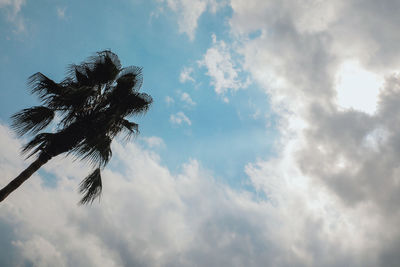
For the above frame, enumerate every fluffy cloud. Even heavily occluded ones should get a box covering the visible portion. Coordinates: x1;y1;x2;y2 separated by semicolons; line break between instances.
141;136;165;148
226;0;400;265
157;0;227;40
198;34;249;97
0;122;386;267
3;0;400;266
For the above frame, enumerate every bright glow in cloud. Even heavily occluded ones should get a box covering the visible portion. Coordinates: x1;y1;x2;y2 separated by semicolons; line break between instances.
335;60;384;115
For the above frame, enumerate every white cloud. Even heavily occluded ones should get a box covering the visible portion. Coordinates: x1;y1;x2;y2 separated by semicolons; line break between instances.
335;60;384;115
0;118;391;266
141;136;165;148
0;0;26;32
170;111;191;126
157;0;227;40
198;34;249;96
180;67;195;83
13;237;66;267
0;0;24;14
4;0;400;266
180;92;196;107
56;7;66;19
224;0;400;265
165;96;175;106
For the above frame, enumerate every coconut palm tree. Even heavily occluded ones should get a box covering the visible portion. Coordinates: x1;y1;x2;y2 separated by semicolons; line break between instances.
0;50;152;204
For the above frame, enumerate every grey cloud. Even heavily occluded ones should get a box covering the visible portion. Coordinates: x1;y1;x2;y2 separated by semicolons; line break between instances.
298;76;400;215
0;123;381;267
329;0;400;71
228;0;400;266
3;0;400;266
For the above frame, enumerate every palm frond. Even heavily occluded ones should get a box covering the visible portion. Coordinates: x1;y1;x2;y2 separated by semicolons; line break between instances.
21;132;53;158
124;92;153;116
70;64;91;86
90;50;121;70
48;85;96;111
12;50;153;205
11;106;55;136
107;119;139;140
90;51;121;84
28;72;65;101
71;134;112;167
79;168;102;205
120;119;139;139
116;66;143;92
67;50;121;87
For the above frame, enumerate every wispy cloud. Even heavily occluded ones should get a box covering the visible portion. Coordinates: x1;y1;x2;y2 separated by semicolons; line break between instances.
180;92;196;107
156;0;227;40
165;96;175;106
179;67;195;83
170;111;191;126
0;0;26;33
56;6;66;19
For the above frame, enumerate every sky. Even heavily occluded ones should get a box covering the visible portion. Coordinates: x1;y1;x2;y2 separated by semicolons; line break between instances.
1;0;400;266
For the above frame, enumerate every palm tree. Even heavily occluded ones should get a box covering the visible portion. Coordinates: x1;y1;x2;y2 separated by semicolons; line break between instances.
0;50;152;204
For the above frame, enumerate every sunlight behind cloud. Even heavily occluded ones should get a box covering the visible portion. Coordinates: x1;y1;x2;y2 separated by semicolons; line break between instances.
335;60;384;115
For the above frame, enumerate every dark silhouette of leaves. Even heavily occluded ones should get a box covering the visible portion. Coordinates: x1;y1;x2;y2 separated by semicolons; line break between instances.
1;50;152;204
11;106;55;137
79;168;102;205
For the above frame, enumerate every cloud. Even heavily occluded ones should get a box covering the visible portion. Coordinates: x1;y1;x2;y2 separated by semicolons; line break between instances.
198;34;250;96
180;92;196;107
0;0;26;32
180;67;195;83
224;0;400;265
141;136;165;148
157;0;227;40
334;59;384;114
170;111;191;126
165;96;174;106
3;0;400;266
56;7;66;19
0;115;393;267
0;123;375;266
0;0;24;15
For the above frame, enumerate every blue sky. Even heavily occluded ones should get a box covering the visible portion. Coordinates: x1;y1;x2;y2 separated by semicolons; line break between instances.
0;0;276;187
2;0;400;266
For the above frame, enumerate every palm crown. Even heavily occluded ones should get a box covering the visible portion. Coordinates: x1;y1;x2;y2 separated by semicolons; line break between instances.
8;50;152;204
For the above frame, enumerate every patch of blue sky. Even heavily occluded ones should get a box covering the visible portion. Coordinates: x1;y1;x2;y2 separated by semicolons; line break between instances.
0;220;19;266
0;0;279;191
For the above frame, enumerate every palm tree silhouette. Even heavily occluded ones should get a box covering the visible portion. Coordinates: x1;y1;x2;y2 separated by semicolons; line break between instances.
0;50;152;204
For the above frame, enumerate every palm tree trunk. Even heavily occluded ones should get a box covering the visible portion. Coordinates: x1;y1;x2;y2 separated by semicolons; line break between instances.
0;156;50;202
